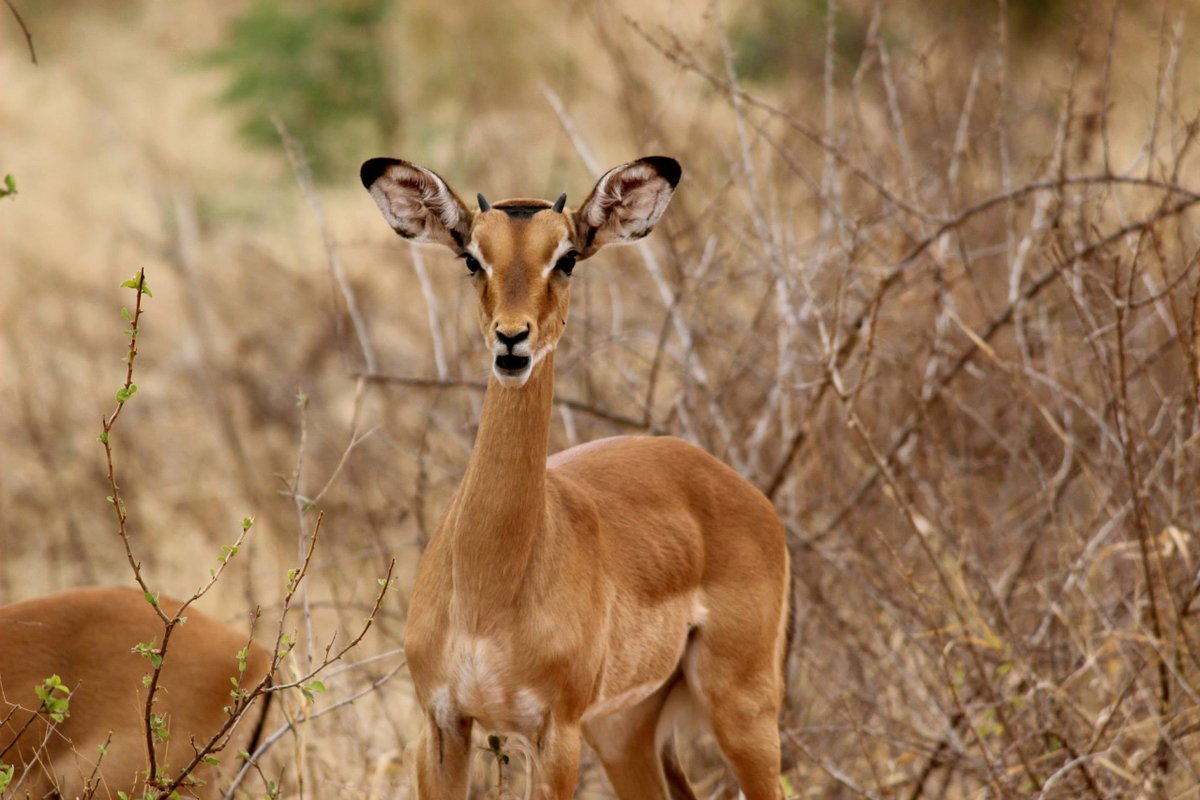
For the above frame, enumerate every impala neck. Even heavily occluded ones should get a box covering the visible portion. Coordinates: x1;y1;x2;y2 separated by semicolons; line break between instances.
450;352;555;614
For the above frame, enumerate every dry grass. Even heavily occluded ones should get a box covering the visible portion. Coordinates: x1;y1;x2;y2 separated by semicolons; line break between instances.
3;0;1200;797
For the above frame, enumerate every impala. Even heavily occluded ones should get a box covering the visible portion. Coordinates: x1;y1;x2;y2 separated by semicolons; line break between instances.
362;155;790;799
0;586;272;798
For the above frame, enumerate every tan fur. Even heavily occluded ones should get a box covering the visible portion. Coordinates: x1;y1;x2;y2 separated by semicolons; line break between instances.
363;156;789;799
0;587;271;798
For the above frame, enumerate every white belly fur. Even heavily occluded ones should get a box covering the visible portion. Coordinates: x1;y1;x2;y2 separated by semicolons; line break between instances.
432;592;708;736
434;634;547;736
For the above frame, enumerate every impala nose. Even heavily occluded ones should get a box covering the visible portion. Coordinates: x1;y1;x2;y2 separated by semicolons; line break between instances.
495;326;530;351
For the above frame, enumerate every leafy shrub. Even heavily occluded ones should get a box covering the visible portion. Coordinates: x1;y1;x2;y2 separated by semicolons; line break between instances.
203;0;398;180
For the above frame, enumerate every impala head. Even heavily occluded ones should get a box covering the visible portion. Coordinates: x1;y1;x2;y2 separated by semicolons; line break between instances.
361;155;680;387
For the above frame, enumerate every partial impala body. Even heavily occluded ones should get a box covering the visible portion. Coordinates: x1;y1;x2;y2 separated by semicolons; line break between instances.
0;586;271;798
362;155;790;798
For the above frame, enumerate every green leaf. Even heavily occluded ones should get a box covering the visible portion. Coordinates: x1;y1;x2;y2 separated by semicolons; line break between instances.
299;680;326;701
144;591;159;607
120;273;152;297
203;755;221;766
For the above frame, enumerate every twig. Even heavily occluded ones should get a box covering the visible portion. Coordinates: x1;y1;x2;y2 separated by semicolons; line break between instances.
273;114;377;374
3;0;35;65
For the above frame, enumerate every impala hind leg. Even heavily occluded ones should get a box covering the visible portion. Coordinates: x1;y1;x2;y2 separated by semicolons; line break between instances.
684;613;786;798
410;715;472;799
582;677;696;800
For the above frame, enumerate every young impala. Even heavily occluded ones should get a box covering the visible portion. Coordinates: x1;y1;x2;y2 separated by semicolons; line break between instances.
362;155;790;799
0;586;272;798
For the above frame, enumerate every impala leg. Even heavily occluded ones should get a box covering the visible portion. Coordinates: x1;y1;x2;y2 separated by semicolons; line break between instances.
685;617;785;799
411;716;473;800
582;678;693;800
530;720;581;799
700;688;783;800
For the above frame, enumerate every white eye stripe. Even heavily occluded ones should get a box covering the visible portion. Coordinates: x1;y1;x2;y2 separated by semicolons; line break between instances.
541;239;576;278
465;245;493;276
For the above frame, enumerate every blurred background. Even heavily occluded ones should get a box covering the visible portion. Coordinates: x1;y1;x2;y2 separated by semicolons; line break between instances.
3;0;1200;796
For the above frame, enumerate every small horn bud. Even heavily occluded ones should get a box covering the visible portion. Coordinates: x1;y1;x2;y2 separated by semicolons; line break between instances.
477;193;492;212
552;192;567;213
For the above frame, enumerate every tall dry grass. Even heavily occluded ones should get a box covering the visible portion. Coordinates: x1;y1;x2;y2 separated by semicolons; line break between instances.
2;0;1200;797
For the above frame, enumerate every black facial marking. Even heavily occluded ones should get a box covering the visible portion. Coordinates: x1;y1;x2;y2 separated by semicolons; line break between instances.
496;204;550;219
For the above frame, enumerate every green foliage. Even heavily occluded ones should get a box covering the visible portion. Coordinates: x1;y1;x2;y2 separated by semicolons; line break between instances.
730;1;865;85
0;761;13;792
121;272;152;297
730;0;1071;85
133;639;163;669
299;679;326;701
202;0;397;180
35;675;70;723
149;711;170;743
0;174;16;199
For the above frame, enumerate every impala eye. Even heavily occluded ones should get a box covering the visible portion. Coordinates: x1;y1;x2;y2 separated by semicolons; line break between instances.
463;254;482;275
554;252;577;277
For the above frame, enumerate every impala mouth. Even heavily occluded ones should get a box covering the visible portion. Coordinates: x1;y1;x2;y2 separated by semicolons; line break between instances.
494;354;531;374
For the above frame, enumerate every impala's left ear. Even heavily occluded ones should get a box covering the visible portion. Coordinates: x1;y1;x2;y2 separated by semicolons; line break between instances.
575;156;681;258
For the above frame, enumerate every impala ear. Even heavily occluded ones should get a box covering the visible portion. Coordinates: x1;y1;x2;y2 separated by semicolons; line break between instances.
360;158;473;250
575;156;681;258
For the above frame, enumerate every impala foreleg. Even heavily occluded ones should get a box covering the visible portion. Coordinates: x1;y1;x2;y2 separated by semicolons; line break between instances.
411;715;473;800
529;719;581;800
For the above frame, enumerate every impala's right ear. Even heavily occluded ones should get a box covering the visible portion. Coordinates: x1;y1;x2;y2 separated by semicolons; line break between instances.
360;158;472;250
